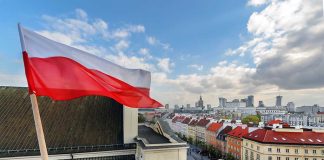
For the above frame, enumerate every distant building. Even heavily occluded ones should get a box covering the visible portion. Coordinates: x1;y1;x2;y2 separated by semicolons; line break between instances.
315;112;324;127
243;128;324;160
276;95;282;107
186;104;190;108
207;104;212;110
219;97;227;107
225;99;246;108
165;104;169;109
247;95;254;107
286;102;295;112
296;104;323;114
258;101;265;107
197;95;204;108
174;104;180;110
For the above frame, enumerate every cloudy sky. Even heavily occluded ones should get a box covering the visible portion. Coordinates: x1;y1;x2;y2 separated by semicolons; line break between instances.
0;0;323;107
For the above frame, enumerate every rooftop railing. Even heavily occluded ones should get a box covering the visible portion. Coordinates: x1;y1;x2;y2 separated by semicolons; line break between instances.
0;143;137;158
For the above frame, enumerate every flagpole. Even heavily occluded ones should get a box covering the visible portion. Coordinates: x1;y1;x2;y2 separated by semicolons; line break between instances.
18;23;49;160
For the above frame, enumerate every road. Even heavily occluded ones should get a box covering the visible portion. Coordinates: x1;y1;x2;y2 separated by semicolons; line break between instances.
187;145;210;160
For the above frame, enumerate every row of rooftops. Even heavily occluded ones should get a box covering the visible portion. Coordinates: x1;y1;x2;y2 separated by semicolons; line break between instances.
168;114;324;145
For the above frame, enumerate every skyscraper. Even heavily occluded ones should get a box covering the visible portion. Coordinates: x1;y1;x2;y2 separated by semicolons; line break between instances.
258;101;265;107
197;95;204;108
287;102;295;112
276;96;282;107
247;95;254;107
219;97;227;107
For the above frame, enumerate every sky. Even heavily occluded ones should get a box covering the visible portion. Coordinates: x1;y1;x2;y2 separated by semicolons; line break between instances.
0;0;323;107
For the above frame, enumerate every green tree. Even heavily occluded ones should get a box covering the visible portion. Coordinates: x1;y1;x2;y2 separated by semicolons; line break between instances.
188;136;193;144
224;153;236;160
138;113;145;123
242;115;260;124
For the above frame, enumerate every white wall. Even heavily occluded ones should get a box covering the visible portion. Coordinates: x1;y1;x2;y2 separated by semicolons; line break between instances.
123;106;138;143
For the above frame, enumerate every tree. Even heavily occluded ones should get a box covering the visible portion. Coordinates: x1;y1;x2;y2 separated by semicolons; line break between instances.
188;136;193;144
224;153;236;160
242;115;260;124
138;113;145;123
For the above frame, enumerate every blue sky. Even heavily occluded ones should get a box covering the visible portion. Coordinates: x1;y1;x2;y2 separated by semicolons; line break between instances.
0;0;255;76
0;0;323;107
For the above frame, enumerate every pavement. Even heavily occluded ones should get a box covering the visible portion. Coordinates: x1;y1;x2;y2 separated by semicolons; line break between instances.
187;145;210;160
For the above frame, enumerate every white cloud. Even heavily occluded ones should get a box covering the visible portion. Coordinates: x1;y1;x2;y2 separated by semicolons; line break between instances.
75;8;88;20
247;0;269;6
218;60;228;66
111;25;145;40
138;48;153;59
227;0;324;91
157;58;174;73
114;40;129;53
188;64;204;71
146;36;172;51
0;73;26;87
146;36;156;45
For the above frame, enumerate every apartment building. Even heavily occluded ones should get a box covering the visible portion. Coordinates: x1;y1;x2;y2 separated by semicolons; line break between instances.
195;118;211;142
206;122;222;147
242;128;324;160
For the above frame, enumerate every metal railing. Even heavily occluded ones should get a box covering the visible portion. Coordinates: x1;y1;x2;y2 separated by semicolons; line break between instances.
0;143;137;158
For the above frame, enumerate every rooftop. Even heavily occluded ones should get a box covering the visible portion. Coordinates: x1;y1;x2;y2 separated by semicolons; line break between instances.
136;124;188;150
244;129;324;145
216;126;233;140
181;117;192;124
188;119;199;126
227;126;248;138
196;118;210;127
206;122;222;132
138;125;170;144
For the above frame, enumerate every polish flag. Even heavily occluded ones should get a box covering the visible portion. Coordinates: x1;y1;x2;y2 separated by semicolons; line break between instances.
19;26;162;108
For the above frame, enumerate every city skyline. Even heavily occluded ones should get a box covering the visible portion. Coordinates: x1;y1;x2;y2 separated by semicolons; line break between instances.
168;94;316;108
0;0;323;107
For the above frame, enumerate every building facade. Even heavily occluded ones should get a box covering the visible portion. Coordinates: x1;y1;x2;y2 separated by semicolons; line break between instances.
188;119;198;142
195;118;210;142
226;126;248;160
206;122;222;147
242;128;324;160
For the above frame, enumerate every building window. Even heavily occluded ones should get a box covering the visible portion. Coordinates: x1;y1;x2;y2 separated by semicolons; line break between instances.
246;142;248;146
286;158;289;160
286;149;289;153
268;156;272;160
251;144;253;148
305;158;308;160
277;157;281;160
257;154;260;160
295;149;299;154
312;158;316;160
257;146;260;151
313;150;316;154
294;158;298;160
268;148;272;152
305;149;308;154
277;148;281;153
322;150;324;155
